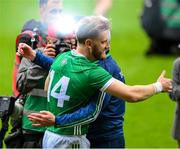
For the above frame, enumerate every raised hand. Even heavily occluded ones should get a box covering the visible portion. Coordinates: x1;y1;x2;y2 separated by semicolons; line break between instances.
43;44;56;58
17;43;36;61
157;70;172;92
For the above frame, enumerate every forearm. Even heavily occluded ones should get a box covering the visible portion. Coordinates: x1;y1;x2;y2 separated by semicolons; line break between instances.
126;84;156;102
29;97;103;128
121;85;156;103
55;101;97;128
33;51;54;71
106;79;159;103
55;92;106;128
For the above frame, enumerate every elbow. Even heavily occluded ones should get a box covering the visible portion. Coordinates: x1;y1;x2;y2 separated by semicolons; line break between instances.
126;95;140;103
125;90;144;103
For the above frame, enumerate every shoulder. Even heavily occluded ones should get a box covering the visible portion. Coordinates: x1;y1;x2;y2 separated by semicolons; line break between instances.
106;55;118;65
174;57;180;63
89;63;111;78
100;55;121;71
52;52;70;66
173;57;180;67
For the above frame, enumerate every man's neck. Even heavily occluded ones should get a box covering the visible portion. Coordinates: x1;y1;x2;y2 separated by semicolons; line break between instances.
76;45;96;61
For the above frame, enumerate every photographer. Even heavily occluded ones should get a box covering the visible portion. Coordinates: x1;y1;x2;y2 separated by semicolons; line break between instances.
16;46;55;148
8;0;64;148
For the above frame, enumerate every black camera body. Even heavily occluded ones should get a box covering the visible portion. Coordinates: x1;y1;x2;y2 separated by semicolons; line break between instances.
0;96;15;118
53;39;71;56
0;96;23;148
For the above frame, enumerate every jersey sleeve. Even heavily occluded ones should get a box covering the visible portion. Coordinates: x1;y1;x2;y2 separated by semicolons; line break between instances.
88;65;114;92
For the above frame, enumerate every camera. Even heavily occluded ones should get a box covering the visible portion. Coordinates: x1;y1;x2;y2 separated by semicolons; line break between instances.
0;96;23;121
46;36;72;56
53;39;71;56
0;96;23;148
0;96;15;118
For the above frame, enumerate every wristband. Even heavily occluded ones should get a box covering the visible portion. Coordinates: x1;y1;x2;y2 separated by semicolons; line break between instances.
153;82;163;93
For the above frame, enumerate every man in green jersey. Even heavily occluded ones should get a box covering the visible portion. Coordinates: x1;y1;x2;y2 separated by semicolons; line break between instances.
18;16;172;148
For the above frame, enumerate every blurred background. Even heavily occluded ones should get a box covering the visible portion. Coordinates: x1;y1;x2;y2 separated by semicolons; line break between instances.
0;0;178;147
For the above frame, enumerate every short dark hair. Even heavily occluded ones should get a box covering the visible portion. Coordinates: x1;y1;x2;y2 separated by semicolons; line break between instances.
39;0;48;8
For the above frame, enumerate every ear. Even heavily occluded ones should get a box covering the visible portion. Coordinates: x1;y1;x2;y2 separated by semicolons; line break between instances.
84;39;93;49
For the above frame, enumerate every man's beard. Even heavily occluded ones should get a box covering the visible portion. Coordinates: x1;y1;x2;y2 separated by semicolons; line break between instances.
92;44;106;60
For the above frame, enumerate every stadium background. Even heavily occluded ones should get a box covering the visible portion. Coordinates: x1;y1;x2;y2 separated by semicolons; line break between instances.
0;0;178;147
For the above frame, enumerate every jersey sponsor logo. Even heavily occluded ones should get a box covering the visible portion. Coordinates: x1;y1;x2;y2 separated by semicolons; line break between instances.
61;59;67;66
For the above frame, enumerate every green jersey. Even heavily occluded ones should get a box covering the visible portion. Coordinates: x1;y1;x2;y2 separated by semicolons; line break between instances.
47;50;114;135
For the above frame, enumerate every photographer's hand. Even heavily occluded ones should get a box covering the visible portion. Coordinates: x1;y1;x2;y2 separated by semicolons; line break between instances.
17;43;36;61
43;44;56;58
28;111;55;127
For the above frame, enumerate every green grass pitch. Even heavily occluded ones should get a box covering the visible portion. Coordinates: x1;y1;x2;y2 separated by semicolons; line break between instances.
0;0;178;148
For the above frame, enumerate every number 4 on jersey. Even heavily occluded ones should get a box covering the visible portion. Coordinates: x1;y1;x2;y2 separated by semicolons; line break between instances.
49;71;70;107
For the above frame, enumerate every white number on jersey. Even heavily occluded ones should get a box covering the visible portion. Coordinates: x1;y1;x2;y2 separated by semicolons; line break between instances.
48;70;70;107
